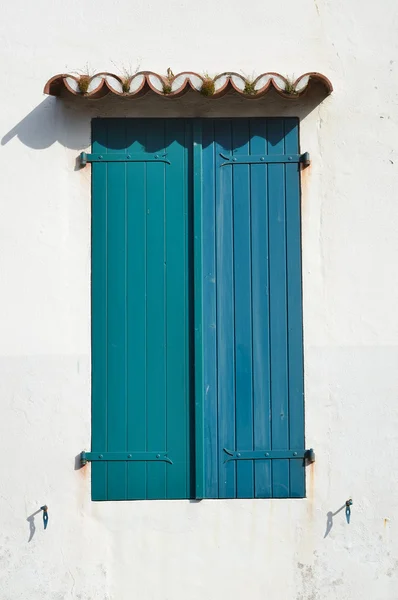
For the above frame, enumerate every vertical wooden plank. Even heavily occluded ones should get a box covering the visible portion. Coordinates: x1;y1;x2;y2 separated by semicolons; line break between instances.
145;119;167;499
250;118;272;498
186;120;195;499
91;119;108;501
215;120;236;498
268;119;290;498
193;119;205;499
232;119;254;498
106;119;128;501
186;121;196;500
285;118;305;498
165;118;190;499
126;119;147;500
201;119;219;498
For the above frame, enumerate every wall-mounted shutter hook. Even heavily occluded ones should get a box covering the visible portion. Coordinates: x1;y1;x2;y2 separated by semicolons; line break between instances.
345;499;353;524
40;505;49;530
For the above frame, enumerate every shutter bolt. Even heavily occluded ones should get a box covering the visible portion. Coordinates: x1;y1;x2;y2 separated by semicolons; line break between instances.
127;155;131;159
128;454;132;458
265;452;269;457
99;454;103;459
288;156;293;160
293;452;298;456
98;155;103;160
156;454;160;458
237;453;241;457
260;157;265;161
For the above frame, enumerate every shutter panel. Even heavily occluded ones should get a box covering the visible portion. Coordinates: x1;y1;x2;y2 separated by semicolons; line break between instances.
201;118;305;498
91;119;193;500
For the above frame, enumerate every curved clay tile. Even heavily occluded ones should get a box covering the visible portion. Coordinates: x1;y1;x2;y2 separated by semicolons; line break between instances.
43;71;333;99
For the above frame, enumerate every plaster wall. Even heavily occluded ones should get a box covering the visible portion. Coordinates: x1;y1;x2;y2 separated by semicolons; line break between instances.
1;0;398;598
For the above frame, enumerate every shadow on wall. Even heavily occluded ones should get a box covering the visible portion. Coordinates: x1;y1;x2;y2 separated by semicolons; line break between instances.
74;453;84;471
1;85;329;152
324;504;346;538
26;509;42;543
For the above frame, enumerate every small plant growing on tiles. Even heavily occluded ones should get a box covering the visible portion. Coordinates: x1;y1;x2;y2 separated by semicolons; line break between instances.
115;63;140;94
78;75;91;94
243;78;257;95
72;64;96;94
162;67;174;94
240;71;258;96
200;74;215;97
284;76;299;95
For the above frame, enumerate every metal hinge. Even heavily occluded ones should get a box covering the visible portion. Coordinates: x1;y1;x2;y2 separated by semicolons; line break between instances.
79;152;171;167
223;448;315;463
80;451;173;466
220;152;310;167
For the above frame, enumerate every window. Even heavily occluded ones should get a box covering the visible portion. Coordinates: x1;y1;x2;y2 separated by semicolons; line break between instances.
89;117;305;500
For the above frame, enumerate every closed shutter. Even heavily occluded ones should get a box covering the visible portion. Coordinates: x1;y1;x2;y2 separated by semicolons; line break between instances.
89;117;306;500
200;118;305;498
91;118;194;500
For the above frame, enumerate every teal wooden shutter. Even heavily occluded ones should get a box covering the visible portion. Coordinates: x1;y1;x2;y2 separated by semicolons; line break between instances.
91;118;193;500
90;117;306;501
200;118;305;498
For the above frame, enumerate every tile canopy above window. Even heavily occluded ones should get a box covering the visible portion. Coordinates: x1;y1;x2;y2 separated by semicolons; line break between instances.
43;71;332;100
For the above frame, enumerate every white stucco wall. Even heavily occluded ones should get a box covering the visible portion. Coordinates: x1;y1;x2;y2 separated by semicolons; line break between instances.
1;0;398;598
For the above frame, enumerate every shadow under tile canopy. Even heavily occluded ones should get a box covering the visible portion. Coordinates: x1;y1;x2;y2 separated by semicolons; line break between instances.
3;72;331;152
